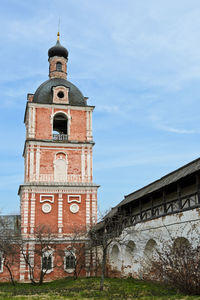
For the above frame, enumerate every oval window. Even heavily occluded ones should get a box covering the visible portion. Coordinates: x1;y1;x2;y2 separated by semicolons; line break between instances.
57;91;64;98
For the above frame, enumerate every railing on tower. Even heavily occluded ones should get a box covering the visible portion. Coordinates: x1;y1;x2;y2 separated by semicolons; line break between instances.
31;174;90;183
53;134;68;141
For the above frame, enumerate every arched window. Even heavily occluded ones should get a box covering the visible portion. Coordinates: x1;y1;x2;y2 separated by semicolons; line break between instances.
42;250;53;273
56;62;62;71
65;251;76;272
53;113;68;141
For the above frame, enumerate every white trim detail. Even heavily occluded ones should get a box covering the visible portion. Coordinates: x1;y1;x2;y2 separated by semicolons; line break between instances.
42;249;54;274
25;151;29;182
30;193;36;234
29;107;35;138
36;147;40;180
42;203;52;213
54;152;68;182
28;242;35;274
52;110;69;119
81;148;85;182
32;106;35;137
70;203;79;214
40;195;54;203
23;193;29;234
87;148;90;182
90;111;92;138
27;102;94;111
28;106;32;137
67;195;81;203
29;148;34;181
20;243;27;280
92;193;97;224
90;148;92;182
53;86;69;104
86;111;89;139
86;194;90;229
64;250;76;273
58;193;63;235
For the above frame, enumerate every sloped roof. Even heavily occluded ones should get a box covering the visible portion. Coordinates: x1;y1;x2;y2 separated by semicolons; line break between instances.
105;157;200;218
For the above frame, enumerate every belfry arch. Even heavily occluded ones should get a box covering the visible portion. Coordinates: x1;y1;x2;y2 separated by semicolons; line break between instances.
53;112;68;135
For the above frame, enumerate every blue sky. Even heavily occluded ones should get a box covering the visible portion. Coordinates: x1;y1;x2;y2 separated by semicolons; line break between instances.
1;0;200;215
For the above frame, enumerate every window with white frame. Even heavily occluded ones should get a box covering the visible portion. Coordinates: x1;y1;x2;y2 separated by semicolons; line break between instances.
64;250;76;273
42;250;53;273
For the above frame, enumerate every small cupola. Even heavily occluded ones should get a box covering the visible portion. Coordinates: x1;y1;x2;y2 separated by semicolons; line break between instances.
48;32;68;60
48;32;68;80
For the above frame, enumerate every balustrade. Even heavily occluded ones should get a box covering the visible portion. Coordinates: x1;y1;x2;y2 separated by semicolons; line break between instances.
129;192;199;226
53;134;68;141
31;174;89;183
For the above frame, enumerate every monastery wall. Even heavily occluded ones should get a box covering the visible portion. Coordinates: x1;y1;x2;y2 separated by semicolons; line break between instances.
108;207;200;278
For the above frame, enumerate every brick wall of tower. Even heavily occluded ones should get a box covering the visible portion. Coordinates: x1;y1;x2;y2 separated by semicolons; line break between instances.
20;189;98;237
16;38;99;282
24;145;93;183
35;108;52;140
31;106;88;142
49;56;67;79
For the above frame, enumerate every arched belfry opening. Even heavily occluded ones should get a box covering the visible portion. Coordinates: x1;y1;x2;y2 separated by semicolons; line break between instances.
53;113;68;140
53;113;68;134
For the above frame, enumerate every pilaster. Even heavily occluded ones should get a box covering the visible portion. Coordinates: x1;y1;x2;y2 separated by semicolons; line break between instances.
30;193;36;234
58;193;63;236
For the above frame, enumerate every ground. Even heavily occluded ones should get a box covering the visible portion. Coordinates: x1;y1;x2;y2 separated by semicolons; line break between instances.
0;278;199;300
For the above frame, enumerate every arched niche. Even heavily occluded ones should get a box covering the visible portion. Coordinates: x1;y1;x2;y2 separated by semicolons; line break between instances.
173;237;190;254
144;239;158;260
54;152;68;182
124;240;136;267
110;244;120;270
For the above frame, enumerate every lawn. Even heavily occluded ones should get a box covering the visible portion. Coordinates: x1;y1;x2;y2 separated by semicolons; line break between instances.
0;277;199;300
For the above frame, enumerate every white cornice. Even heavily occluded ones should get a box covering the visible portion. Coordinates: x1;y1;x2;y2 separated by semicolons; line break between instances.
18;184;99;195
26;102;95;111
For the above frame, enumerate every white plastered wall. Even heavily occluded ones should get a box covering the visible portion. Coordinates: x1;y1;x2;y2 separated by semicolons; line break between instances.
108;208;200;277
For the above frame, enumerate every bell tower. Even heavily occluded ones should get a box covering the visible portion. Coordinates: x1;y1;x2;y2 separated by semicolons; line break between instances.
19;34;98;242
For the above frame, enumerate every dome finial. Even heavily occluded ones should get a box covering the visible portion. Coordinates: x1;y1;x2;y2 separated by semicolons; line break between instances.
57;17;60;41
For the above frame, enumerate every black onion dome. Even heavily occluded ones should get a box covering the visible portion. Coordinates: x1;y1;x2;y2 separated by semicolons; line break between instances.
48;40;68;59
33;78;87;106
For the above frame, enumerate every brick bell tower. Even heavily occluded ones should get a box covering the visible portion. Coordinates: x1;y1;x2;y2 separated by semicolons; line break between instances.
19;33;98;243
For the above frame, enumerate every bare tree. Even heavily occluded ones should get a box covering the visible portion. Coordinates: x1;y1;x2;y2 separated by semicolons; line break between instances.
60;225;87;280
141;224;200;295
0;216;20;285
89;210;128;291
20;224;63;285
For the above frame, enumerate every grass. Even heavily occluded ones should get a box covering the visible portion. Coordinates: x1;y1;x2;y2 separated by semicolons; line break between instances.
0;277;200;300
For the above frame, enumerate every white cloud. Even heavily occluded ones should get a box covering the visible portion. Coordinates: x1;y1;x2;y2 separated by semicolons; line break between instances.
157;125;198;134
95;105;119;113
1;0;200;213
